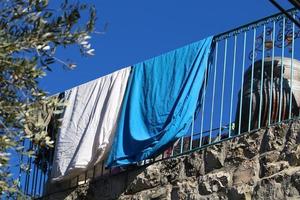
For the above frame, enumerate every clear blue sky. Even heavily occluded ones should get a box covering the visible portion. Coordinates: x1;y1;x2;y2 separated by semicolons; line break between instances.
40;0;293;94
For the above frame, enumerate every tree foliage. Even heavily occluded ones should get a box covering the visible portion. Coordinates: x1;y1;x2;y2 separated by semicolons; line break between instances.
0;0;96;198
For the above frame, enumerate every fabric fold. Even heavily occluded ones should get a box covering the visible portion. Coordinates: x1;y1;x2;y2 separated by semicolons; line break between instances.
106;36;213;167
50;67;131;181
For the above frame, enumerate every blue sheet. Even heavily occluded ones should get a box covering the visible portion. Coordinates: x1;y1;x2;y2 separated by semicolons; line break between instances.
106;37;213;167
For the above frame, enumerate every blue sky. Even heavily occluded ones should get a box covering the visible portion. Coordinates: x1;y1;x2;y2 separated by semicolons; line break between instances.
40;0;292;94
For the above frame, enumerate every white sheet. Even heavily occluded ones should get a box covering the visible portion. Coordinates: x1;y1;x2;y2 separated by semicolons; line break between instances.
50;67;131;181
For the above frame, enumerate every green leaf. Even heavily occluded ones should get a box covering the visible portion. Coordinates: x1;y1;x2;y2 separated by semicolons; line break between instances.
0;0;96;196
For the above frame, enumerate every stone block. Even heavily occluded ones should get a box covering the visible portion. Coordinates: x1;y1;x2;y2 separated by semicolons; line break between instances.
198;171;231;195
204;145;225;173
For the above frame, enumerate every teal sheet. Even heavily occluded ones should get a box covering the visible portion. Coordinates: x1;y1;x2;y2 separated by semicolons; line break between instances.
106;36;213;167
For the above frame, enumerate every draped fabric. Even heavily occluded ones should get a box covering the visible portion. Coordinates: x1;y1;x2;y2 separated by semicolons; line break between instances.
106;37;213;167
51;67;131;181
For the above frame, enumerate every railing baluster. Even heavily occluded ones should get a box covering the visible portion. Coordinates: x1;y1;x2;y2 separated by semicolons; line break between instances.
84;171;87;183
199;68;208;147
289;15;295;119
33;165;39;196
92;165;96;180
268;21;276;126
101;162;104;176
189;114;194;150
25;142;33;195
229;35;237;138
18;140;25;191
31;155;36;195
248;28;257;132
209;41;218;143
279;17;286;122
238;32;247;135
258;25;266;129
219;39;228;140
180;136;184;154
43;171;46;195
38;168;43;196
24;142;29;194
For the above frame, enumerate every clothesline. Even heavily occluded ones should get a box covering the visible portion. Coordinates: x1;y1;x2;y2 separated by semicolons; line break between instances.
50;36;213;181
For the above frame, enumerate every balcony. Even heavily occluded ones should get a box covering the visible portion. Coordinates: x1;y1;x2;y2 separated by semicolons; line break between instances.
18;8;300;199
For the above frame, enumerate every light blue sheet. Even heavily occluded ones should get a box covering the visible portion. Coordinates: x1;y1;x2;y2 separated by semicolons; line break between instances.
106;36;213;167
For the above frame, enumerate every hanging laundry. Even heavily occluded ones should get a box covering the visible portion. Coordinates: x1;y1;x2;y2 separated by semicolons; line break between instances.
106;37;213;167
50;67;131;181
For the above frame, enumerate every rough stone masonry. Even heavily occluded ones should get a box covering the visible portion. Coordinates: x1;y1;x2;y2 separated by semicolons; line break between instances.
44;121;300;200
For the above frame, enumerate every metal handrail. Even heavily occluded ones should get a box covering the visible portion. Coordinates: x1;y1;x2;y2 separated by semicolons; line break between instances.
214;8;297;41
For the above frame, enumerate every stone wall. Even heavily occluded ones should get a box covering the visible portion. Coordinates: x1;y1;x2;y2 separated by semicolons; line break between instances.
43;121;300;200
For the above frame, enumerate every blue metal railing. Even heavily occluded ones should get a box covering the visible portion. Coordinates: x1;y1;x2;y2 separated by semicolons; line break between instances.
18;8;300;198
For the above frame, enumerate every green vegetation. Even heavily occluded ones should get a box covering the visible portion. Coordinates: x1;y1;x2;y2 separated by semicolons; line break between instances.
0;0;96;198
